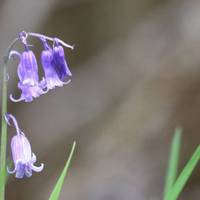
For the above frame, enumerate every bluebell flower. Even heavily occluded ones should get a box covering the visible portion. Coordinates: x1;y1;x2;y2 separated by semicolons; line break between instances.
8;31;74;102
52;38;72;81
9;32;47;102
5;114;44;179
40;39;71;90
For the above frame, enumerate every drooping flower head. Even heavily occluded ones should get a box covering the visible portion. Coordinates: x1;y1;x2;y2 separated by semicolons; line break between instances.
8;31;74;102
40;38;71;90
9;31;47;102
52;38;72;81
5;113;44;178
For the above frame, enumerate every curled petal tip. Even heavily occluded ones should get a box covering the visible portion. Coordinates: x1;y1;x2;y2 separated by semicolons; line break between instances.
9;50;21;60
63;79;71;85
31;163;44;172
7;166;16;174
71;44;75;50
9;94;24;103
42;87;49;94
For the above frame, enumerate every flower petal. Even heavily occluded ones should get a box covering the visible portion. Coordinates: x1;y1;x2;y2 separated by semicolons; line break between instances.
41;47;69;90
7;166;17;174
31;153;37;163
52;45;72;80
9;50;21;60
63;79;71;85
9;94;24;102
25;165;32;177
31;163;44;172
15;162;25;179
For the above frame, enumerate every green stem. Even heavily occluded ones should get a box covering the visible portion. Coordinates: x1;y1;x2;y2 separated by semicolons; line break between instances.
0;66;7;200
0;37;19;200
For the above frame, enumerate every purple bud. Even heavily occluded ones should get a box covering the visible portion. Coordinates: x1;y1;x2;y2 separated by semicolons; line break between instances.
41;40;71;90
5;114;44;179
9;50;47;102
52;39;72;81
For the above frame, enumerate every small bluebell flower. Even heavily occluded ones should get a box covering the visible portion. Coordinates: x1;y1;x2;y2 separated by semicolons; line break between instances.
52;38;72;81
40;39;71;90
9;32;47;102
5;114;44;179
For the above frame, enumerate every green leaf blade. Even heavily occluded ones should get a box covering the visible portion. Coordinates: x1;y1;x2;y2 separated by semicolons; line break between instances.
164;127;182;200
49;141;76;200
0;67;8;200
166;145;200;200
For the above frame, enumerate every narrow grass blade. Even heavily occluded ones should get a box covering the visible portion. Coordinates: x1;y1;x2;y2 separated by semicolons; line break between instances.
49;141;76;200
163;127;182;200
166;145;200;200
0;67;8;200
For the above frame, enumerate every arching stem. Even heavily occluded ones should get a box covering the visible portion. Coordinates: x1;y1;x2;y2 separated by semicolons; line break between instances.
0;37;19;200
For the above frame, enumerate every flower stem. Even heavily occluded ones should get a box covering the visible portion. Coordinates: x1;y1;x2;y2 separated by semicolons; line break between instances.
28;32;75;49
0;37;18;200
0;65;7;200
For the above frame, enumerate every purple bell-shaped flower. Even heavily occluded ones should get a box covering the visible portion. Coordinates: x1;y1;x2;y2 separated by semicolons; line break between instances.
9;31;47;102
52;38;72;81
41;39;71;90
9;50;47;102
5;114;44;179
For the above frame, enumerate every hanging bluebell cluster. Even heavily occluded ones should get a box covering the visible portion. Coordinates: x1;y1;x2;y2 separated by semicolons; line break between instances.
9;31;74;102
5;31;74;178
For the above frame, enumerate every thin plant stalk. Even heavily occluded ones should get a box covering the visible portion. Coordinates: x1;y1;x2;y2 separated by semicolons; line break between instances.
0;37;19;200
0;65;8;200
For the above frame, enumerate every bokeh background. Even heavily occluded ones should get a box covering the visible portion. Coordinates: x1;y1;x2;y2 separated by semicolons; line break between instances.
0;0;200;199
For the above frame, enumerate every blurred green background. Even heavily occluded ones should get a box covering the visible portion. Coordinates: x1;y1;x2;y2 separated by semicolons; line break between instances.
0;0;200;199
